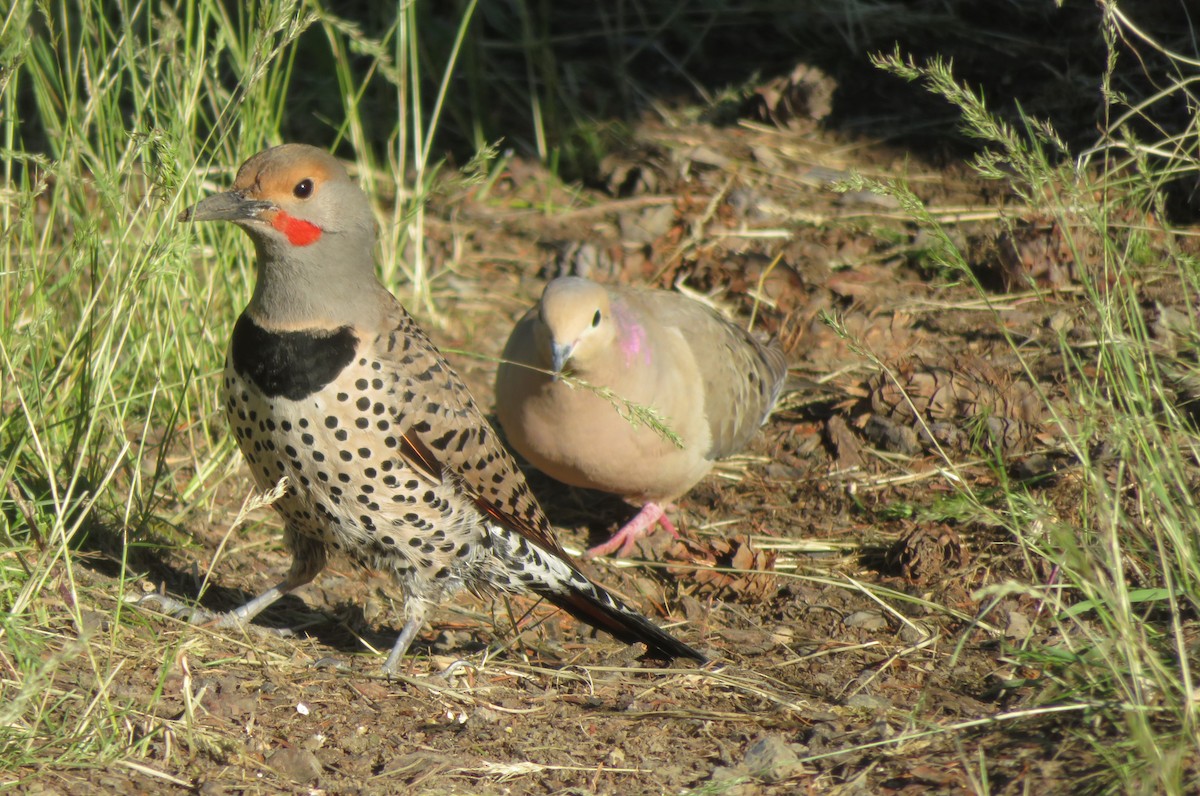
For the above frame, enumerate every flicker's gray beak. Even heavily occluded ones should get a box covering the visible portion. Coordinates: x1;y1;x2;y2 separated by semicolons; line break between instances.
178;190;275;223
550;341;574;380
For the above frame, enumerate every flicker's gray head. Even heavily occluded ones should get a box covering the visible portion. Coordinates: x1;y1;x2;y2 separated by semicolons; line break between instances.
535;276;618;375
181;143;375;247
181;144;385;327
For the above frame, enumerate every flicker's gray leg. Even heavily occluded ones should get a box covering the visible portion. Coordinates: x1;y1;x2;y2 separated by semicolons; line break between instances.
216;580;300;627
584;501;681;559
135;530;327;633
218;532;327;628
381;614;425;674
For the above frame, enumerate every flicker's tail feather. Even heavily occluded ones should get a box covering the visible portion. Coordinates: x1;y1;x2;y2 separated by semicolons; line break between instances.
535;579;707;663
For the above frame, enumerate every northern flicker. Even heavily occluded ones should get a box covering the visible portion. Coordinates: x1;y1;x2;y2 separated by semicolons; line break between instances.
175;144;704;671
495;276;788;558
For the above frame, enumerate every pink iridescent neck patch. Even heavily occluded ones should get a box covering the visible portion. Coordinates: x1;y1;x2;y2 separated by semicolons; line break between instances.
613;302;651;367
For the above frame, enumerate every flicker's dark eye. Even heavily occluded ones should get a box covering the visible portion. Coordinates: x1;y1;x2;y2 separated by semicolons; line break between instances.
293;179;314;199
591;310;602;327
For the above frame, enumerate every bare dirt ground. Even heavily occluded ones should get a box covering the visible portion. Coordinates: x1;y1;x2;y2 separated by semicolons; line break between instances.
39;103;1179;795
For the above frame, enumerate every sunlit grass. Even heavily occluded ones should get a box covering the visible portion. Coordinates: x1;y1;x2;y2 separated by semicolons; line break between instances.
0;0;476;777
832;13;1200;792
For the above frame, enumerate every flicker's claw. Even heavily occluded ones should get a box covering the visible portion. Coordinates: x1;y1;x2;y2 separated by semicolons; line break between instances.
436;658;476;683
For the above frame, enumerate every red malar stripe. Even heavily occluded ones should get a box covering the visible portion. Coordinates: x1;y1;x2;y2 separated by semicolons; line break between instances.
272;211;322;246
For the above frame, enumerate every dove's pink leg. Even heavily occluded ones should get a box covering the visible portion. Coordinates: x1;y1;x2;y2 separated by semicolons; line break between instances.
584;502;681;559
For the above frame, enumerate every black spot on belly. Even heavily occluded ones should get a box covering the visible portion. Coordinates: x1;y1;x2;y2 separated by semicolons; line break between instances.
230;314;357;400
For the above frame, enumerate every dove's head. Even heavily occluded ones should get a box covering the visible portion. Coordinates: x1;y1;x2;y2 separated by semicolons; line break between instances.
533;276;621;376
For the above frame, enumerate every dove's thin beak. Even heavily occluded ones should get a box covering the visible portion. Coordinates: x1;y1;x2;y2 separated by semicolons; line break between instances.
550;342;574;380
178;190;275;224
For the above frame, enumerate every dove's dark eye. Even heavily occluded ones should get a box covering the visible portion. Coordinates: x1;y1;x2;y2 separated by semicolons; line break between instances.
592;310;602;327
293;179;314;199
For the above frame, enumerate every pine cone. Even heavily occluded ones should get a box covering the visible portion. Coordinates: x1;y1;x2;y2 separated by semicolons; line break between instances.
865;356;1046;455
665;535;778;602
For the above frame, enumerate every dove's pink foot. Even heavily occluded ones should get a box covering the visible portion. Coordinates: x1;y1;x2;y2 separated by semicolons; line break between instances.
584;502;680;559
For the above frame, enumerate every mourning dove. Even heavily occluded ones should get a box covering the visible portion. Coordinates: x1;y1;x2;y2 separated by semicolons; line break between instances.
495;276;789;557
165;145;705;670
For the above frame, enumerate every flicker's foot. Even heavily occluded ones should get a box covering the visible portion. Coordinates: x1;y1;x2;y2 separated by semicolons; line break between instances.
129;592;296;638
584;502;681;559
129;592;219;624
